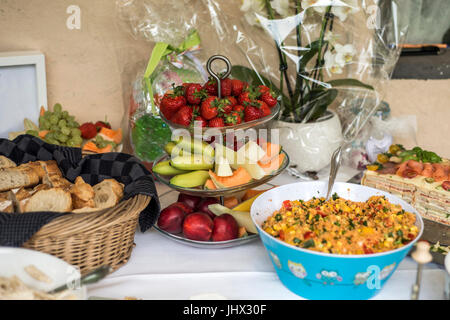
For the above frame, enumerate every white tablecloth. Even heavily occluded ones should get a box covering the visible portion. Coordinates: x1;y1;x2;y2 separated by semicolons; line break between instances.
87;170;447;300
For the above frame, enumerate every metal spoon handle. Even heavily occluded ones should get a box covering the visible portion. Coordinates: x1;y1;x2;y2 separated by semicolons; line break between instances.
326;146;343;200
48;265;111;294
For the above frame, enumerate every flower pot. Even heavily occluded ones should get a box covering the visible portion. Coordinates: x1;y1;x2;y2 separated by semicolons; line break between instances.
275;111;343;173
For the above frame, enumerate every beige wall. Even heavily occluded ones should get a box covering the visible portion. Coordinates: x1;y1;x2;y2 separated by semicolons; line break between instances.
1;0;449;157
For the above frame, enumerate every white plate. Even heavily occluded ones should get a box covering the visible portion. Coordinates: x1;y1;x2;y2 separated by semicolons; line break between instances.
0;247;86;300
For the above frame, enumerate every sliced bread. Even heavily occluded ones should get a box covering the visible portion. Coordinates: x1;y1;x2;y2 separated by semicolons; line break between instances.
0;156;16;169
0;200;13;213
70;176;95;209
93;179;124;209
23;188;73;212
0;166;40;192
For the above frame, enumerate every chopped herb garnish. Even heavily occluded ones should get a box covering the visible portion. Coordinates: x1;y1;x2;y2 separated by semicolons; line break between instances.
293;237;301;244
332;193;340;201
275;214;282;221
303;239;315;248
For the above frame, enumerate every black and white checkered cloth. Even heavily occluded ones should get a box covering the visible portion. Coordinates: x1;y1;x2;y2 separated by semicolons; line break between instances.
0;135;160;247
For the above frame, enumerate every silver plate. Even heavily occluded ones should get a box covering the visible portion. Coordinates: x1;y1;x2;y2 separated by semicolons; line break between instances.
153;225;259;249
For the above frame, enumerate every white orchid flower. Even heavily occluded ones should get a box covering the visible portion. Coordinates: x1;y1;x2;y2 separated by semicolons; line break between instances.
334;43;356;65
331;0;360;22
302;0;327;14
241;0;265;12
241;0;266;26
324;50;344;76
324;30;339;45
270;0;292;17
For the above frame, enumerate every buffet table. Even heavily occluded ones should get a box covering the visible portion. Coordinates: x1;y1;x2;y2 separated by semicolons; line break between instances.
87;171;447;300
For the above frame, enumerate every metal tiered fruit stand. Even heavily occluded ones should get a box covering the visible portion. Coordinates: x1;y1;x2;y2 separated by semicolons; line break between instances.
152;55;290;248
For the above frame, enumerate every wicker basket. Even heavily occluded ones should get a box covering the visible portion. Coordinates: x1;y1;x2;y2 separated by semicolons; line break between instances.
23;194;151;275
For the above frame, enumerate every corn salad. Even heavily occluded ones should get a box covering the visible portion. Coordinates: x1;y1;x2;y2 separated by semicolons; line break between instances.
262;194;419;255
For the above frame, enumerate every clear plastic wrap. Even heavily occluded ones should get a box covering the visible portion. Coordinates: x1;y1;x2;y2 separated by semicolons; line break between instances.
117;0;408;171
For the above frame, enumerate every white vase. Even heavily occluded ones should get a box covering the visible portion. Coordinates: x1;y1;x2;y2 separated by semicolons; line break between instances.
275;111;343;173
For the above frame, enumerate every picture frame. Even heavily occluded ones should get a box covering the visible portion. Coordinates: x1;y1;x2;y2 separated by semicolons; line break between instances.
0;51;48;139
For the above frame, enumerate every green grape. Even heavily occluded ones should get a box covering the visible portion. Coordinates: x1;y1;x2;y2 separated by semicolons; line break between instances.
71;128;81;137
49;115;58;125
62;111;69;118
67;139;77;147
54;111;62;120
73;136;83;146
44;111;52;118
57;133;69;143
58;119;67;128
53;103;63;113
61;127;71;136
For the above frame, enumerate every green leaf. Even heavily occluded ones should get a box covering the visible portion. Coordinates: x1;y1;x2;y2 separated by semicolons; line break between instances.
299;40;328;70
327;79;374;90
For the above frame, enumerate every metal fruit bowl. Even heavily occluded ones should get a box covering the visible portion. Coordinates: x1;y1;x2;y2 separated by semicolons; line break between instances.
153;226;259;249
152;149;289;197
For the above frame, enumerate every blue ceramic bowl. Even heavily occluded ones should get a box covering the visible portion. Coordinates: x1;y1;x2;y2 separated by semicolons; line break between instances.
251;181;423;300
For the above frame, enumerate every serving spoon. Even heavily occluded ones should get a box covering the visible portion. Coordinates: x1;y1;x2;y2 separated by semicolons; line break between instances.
47;265;111;294
325;145;344;200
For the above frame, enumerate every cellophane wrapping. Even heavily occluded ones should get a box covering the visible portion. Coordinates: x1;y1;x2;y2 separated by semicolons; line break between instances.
117;0;408;170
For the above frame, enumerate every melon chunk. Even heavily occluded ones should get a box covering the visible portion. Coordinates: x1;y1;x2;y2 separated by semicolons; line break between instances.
204;179;217;190
258;153;285;175
237;162;266;180
259;142;282;164
209;167;252;189
215;156;233;177
236;141;266;164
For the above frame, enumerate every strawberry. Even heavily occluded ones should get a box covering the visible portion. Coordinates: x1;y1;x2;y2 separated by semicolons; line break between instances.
231;79;246;97
185;83;207;105
225;111;242;126
160;85;186;119
79;122;98;139
255;100;271;117
261;91;278;108
202;77;232;97
208;117;225;128
95;121;111;131
172;106;193;127
201;96;221;120
220;78;232;97
233;104;245;114
203;78;218;96
238;85;260;105
221;98;233;115
258;85;271;95
238;91;252;105
244;105;263;122
225;96;237;107
193;115;207;128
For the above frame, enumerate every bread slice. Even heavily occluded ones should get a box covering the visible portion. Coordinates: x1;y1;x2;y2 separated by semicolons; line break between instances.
23;188;73;212
0;156;16;169
0;166;40;192
0;200;13;213
70;177;95;209
93;179;124;209
39;161;72;190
